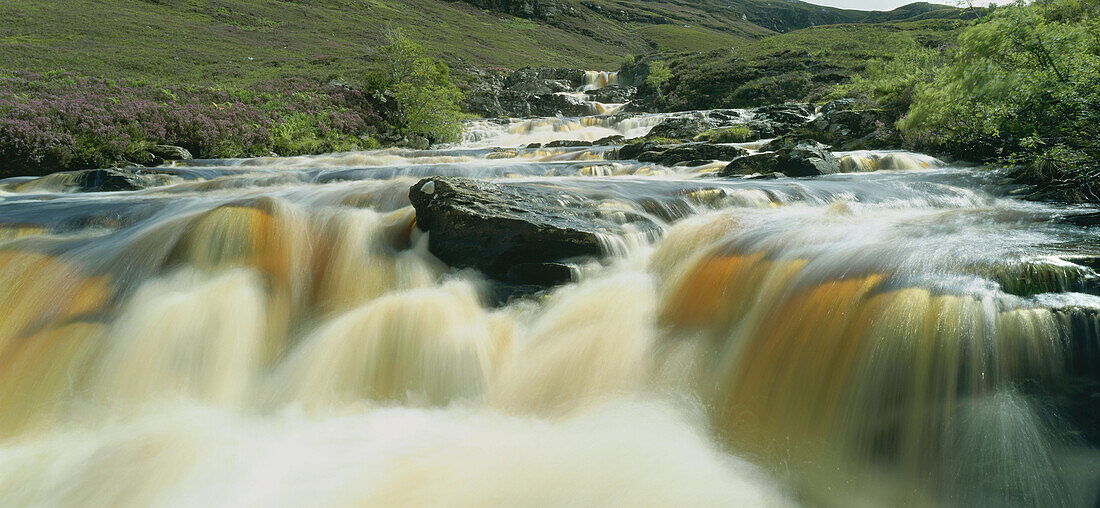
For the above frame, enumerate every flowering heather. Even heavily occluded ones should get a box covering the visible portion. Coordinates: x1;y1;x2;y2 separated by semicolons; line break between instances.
0;70;384;177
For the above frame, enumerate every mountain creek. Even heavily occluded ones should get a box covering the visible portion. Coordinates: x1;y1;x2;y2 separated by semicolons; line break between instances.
0;71;1098;507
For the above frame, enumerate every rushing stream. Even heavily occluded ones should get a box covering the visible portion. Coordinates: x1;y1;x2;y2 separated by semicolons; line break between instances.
0;76;1098;507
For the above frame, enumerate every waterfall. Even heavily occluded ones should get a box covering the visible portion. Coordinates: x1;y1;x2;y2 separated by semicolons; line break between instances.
0;101;1097;506
582;70;619;91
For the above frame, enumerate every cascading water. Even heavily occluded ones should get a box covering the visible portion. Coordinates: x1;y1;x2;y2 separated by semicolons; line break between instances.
0;101;1098;506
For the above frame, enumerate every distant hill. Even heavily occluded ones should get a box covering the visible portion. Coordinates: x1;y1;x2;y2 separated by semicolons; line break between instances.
456;0;970;34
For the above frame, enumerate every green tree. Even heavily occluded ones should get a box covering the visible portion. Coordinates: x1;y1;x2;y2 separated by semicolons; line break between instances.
372;27;464;143
846;0;1100;199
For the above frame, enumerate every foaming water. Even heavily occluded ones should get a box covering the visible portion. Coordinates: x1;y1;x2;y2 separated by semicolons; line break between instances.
0;105;1098;506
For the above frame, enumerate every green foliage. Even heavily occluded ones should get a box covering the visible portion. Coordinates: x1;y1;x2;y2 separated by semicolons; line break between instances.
833;45;943;116
270;112;375;156
645;61;672;91
694;126;752;143
371;28;464;143
842;0;1100;200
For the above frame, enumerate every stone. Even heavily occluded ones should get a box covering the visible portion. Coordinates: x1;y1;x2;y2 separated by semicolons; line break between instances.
71;169;146;192
409;177;656;281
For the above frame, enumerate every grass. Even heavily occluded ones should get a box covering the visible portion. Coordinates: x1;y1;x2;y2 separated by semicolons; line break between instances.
650;19;968;110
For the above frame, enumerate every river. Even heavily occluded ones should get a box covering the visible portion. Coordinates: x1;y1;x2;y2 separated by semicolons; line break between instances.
0;78;1097;507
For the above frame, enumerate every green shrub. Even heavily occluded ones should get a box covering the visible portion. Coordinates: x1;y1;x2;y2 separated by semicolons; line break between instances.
645;61;672;90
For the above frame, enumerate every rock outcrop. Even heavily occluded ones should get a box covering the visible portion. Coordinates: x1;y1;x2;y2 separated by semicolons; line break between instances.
409;176;656;295
720;140;840;177
466;67;628;118
615;141;748;165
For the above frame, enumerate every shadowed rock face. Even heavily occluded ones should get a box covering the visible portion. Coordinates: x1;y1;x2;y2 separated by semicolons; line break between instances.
409;177;657;289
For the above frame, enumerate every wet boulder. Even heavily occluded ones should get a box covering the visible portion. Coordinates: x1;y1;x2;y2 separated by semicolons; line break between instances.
635;143;749;166
752;103;814;133
409;177;655;290
545;139;594;148
593;135;626;146
646;112;718;140
720;140;839;178
148;145;192;162
499;92;593;117
585;85;633;103
72;169;147;192
719;153;780;176
615;140;669;161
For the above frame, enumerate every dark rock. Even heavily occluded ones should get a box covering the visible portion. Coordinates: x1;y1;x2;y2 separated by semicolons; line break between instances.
506;262;577;286
526;143;543;149
617;141;668;161
637;143;749;166
720;153;781;177
409;177;656;284
458;0;571;21
593;135;626;146
127;151;159;167
675;159;717;167
794;103;893;150
148;145;192;162
72;169;146;192
819;98;859;115
720;140;839;178
1059;212;1100;227
466;67;609;117
585;85;632;103
760;134;813;152
646;112;718;140
545;139;594;148
778;141;841;177
754;103;814;127
504;68;586;89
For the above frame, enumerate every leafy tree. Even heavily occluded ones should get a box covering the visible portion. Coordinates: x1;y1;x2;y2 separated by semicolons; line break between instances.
846;0;1100;199
371;27;463;143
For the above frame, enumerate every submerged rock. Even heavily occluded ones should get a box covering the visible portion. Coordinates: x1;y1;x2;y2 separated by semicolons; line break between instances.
409;177;656;295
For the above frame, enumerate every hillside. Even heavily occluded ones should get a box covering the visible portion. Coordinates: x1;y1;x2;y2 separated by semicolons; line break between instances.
0;0;758;87
0;0;968;88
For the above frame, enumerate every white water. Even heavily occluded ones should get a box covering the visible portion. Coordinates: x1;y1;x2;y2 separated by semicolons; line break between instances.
0;92;1099;506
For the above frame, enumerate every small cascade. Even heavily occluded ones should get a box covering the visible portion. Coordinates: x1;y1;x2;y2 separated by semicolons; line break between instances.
582;70;619;91
837;150;946;172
